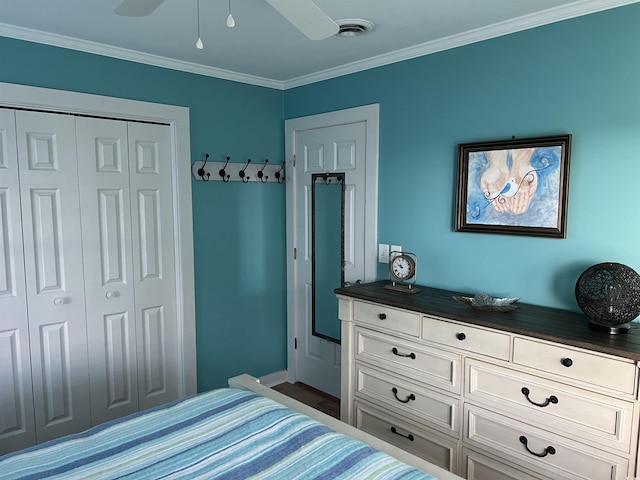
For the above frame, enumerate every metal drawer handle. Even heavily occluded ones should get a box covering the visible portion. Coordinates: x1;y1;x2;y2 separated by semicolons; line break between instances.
392;347;416;360
456;332;466;341
561;357;573;367
390;426;414;441
391;387;415;403
378;313;387;320
521;387;558;407
519;435;556;458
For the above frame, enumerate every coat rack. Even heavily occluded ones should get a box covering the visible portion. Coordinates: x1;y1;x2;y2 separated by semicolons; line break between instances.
192;154;285;183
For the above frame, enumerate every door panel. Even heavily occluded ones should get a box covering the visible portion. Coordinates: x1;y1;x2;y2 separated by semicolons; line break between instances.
15;110;90;443
76;117;138;425
128;122;178;409
0;109;35;454
293;121;367;397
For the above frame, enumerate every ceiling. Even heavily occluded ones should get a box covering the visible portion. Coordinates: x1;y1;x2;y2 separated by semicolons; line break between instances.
1;0;637;89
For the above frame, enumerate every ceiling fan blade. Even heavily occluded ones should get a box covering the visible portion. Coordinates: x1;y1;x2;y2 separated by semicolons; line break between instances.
265;0;339;40
114;0;165;17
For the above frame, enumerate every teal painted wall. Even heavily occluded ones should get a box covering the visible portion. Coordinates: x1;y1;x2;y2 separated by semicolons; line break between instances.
284;4;640;313
0;37;287;392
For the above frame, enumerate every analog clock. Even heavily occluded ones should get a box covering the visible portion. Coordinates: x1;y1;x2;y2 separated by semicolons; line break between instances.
390;254;415;281
386;251;420;294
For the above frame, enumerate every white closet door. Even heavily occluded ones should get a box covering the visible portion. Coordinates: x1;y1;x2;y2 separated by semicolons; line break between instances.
0;109;35;453
15;110;91;443
128;122;179;410
76;117;139;425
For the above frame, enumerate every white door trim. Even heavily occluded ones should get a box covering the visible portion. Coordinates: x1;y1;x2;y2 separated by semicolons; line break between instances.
0;81;197;396
285;104;379;384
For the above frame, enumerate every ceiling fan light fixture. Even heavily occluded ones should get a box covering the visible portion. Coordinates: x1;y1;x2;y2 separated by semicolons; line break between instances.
336;19;375;37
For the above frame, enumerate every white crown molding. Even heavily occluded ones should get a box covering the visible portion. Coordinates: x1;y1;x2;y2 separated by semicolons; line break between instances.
1;0;637;91
0;22;285;90
282;0;640;89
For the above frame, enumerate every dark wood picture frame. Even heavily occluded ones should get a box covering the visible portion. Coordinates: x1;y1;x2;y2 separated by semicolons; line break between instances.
455;135;572;238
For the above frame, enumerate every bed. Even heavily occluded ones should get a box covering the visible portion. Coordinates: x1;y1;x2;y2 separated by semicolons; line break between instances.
0;374;462;480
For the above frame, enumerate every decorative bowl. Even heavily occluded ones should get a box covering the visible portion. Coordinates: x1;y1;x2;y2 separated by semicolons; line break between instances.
452;293;520;312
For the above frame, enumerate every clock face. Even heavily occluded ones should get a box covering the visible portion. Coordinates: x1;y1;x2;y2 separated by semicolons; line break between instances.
390;254;415;281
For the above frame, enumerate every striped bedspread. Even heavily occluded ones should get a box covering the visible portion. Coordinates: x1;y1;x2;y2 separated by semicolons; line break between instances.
0;388;438;479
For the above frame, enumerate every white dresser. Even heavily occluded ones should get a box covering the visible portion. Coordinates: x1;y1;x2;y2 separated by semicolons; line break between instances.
337;281;640;480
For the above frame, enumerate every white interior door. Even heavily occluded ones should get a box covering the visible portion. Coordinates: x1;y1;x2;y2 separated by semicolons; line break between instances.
286;105;379;398
127;121;179;411
76;117;139;425
15;110;91;443
0;109;35;453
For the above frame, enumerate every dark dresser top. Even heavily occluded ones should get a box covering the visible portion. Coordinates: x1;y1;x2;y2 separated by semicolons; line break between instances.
335;281;640;362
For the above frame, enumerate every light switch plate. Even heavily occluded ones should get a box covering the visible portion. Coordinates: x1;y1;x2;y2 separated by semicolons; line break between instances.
378;244;390;263
390;245;402;259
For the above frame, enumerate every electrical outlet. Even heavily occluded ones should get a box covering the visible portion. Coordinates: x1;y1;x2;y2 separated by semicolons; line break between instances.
378;244;390;263
390;245;402;259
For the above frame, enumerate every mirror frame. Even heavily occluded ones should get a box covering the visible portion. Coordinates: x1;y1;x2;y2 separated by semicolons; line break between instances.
311;172;345;344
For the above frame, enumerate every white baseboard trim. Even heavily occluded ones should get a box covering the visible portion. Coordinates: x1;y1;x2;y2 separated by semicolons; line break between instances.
259;370;288;387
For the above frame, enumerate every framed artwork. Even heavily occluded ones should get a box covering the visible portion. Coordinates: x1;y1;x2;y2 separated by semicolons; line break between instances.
455;135;572;238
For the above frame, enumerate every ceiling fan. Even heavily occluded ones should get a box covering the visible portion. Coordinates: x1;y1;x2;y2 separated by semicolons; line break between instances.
114;0;339;40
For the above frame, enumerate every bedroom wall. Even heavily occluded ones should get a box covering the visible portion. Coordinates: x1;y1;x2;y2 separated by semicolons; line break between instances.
0;37;287;391
284;3;640;313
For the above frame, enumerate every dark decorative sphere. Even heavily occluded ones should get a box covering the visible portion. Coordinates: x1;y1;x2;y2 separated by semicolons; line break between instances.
575;263;640;326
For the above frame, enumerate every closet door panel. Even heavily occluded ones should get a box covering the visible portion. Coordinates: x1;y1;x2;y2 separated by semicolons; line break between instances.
128;122;178;409
0;109;35;454
15;111;90;443
76;117;138;425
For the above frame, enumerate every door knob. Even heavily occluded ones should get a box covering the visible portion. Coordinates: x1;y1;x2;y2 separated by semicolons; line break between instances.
105;290;118;299
53;297;66;306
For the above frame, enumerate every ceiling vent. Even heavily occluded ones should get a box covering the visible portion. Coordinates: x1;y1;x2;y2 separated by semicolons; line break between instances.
336;19;375;37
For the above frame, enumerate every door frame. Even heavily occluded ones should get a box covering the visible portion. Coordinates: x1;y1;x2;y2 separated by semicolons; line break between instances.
285;104;379;385
0;81;197;397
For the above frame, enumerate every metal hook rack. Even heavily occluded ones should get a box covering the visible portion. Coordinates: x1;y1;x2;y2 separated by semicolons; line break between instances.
192;155;285;183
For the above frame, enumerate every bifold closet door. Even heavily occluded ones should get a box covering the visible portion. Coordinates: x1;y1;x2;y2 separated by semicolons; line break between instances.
76;117;139;425
77;117;179;423
127;121;179;411
0;109;36;454
15;110;91;443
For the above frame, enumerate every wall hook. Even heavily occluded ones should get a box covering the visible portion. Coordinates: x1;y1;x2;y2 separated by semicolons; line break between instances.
219;156;231;182
275;161;285;184
239;158;251;183
197;154;211;181
257;159;269;183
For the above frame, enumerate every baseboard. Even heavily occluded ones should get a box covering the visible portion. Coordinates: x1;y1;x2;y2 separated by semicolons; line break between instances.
259;370;288;387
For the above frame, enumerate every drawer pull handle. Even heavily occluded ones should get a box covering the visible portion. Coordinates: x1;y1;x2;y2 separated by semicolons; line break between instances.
519;435;556;458
521;387;558;407
456;332;466;341
561;357;573;367
390;426;414;441
392;347;416;360
391;387;415;403
378;313;387;320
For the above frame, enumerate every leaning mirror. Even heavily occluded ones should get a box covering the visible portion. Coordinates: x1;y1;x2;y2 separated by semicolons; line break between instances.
312;173;345;344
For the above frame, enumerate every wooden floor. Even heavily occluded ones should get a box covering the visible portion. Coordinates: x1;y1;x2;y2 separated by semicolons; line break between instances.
272;382;340;419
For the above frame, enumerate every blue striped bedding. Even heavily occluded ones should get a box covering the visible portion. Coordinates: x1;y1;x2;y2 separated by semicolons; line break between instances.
0;388;438;479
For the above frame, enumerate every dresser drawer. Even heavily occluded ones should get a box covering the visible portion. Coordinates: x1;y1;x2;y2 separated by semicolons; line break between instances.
422;315;510;360
463;448;552;480
355;327;461;393
466;359;634;452
353;301;420;337
464;404;629;480
355;363;460;436
512;337;637;394
355;400;459;472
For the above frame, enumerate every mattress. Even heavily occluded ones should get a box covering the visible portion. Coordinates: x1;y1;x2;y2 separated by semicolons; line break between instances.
0;388;439;479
